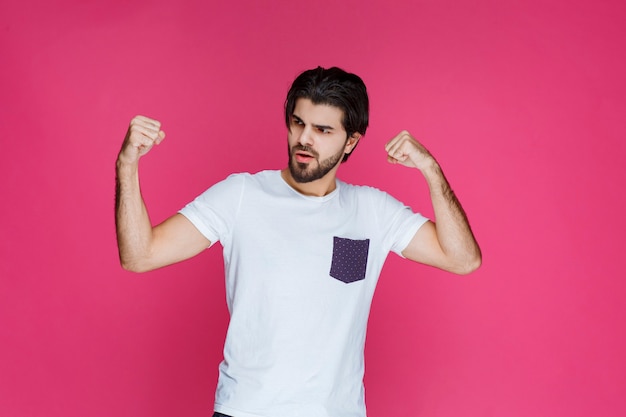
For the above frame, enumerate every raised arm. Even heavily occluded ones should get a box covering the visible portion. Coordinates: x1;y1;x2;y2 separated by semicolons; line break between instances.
385;131;481;275
115;116;210;273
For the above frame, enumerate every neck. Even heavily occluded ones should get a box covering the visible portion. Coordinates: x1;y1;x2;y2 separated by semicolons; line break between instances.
280;168;338;197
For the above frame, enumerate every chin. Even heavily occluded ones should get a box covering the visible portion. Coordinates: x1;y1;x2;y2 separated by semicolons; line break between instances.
290;167;318;184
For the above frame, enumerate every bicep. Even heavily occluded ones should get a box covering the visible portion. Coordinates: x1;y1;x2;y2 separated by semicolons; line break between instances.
148;213;211;270
401;220;449;271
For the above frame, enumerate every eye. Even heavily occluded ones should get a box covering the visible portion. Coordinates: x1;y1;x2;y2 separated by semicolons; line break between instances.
317;127;331;134
291;117;304;126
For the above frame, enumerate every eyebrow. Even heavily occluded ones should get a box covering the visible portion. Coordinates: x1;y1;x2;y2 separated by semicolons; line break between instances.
292;114;335;131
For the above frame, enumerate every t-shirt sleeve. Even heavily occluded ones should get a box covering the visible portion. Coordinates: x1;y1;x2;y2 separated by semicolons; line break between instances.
178;173;246;247
389;208;429;257
368;187;429;257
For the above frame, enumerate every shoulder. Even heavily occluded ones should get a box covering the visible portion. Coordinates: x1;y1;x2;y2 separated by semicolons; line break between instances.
338;180;413;214
211;170;275;188
230;170;283;192
191;172;253;202
245;169;281;183
202;170;286;200
338;180;390;200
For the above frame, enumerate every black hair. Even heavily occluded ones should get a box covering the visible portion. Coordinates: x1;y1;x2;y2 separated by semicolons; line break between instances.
285;66;369;162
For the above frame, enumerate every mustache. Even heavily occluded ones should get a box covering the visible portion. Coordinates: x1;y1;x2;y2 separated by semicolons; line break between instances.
291;145;319;158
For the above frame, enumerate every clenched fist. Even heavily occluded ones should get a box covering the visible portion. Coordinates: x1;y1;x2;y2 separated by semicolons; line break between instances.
385;130;436;171
117;115;166;166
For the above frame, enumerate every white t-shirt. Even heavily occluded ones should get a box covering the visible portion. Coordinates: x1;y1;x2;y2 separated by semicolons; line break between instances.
179;170;428;417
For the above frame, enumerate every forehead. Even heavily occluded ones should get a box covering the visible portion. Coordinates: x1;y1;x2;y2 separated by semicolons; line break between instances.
293;98;345;129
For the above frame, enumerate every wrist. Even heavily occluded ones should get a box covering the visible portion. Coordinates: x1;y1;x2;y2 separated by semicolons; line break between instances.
115;152;139;171
421;160;450;192
418;157;440;175
116;156;139;176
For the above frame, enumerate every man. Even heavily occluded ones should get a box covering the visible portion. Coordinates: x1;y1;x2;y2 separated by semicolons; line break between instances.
116;66;481;417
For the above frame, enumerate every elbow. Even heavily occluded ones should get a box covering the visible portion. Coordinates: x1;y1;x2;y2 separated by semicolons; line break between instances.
119;256;153;273
121;264;146;274
117;242;160;273
120;260;143;273
443;245;481;275
455;250;482;275
458;255;482;275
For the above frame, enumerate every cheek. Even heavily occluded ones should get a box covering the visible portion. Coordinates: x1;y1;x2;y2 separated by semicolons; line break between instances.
321;142;345;160
287;127;301;144
287;131;297;146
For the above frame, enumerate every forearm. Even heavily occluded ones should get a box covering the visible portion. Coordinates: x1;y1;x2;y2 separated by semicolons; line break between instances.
115;160;155;272
422;161;481;273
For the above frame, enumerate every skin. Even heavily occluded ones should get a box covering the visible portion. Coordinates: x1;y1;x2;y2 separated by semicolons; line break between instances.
385;131;482;274
282;98;360;196
116;100;481;275
115;116;209;272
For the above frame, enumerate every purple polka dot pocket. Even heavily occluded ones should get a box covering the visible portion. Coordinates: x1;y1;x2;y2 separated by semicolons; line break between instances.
329;236;370;284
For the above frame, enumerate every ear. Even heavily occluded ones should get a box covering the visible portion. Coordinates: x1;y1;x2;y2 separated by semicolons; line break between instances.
344;133;362;154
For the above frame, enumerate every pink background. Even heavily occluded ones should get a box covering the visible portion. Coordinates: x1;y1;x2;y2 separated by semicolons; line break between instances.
1;0;625;416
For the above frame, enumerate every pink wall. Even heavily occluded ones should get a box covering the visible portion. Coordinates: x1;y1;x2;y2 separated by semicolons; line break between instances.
1;0;625;416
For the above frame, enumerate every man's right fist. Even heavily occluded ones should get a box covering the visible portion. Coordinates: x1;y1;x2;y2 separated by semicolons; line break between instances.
117;115;165;165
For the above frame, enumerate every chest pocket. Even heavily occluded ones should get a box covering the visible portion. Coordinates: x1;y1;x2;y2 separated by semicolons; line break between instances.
329;236;370;284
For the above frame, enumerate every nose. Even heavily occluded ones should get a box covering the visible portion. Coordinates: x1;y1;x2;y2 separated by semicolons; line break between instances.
297;125;314;147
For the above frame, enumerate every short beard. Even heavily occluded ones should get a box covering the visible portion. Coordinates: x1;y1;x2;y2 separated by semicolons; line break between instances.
288;144;344;183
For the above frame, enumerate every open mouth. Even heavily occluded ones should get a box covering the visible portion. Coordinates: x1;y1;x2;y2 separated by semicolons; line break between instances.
293;147;317;163
295;152;313;162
